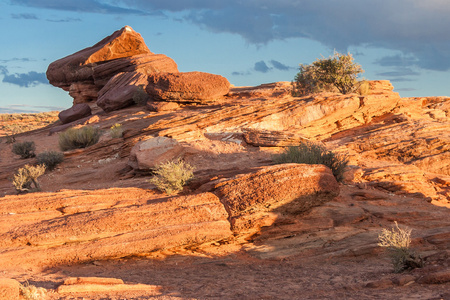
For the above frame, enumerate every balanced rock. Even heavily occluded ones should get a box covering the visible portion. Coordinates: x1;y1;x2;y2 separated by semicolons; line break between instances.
47;26;178;104
128;136;185;171
146;71;230;103
58;103;92;124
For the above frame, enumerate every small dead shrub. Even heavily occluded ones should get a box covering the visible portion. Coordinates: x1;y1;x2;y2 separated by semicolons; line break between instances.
12;141;36;158
149;159;194;195
273;142;348;182
110;123;123;138
12;164;46;192
59;126;101;151
378;221;424;273
19;282;47;300
36;151;64;170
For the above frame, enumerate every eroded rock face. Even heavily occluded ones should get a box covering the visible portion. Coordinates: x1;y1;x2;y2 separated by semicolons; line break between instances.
0;190;231;267
128;136;185;171
46;26;178;105
146;71;231;103
58;103;92;124
207;164;340;232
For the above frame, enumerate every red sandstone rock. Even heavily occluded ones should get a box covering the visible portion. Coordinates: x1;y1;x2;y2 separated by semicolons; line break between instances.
146;100;180;112
46;26;178;105
58;103;92;124
146;71;230;103
128;136;185;171
0;278;19;300
97;71;149;112
208;164;340;232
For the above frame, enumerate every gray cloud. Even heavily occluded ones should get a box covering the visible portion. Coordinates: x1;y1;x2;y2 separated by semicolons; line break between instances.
270;60;295;71
254;61;270;73
11;0;450;71
2;71;49;87
11;13;39;19
376;68;420;77
10;0;150;15
46;17;81;22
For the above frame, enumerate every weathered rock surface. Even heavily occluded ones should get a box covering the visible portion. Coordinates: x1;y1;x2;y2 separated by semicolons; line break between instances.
46;26;178;104
58;103;92;124
128;136;185;171
0;191;231;267
146;71;230;103
0;278;19;300
146;100;180;112
208;164;339;232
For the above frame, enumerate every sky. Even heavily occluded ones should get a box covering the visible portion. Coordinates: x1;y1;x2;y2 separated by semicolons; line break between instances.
1;0;449;113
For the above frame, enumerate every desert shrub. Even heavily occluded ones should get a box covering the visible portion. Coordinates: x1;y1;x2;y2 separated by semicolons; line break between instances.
36;151;64;170
12;164;46;192
273;142;348;182
12;141;36;158
19;282;47;300
378;221;424;273
293;52;364;96
133;84;149;105
149;159;194;195
59;126;101;151
357;80;370;96
110;123;123;138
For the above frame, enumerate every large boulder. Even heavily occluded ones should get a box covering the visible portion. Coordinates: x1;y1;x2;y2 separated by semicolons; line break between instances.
58;103;92;124
146;71;230;103
46;26;178;104
128;137;185;171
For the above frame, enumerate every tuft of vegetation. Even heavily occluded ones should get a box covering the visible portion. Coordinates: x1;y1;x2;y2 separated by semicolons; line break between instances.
36;151;64;171
110;123;123;138
133;84;150;105
273;142;349;182
12;164;46;192
149;159;194;195
378;221;424;273
293;52;364;96
19;282;47;300
12;141;36;159
59;126;101;151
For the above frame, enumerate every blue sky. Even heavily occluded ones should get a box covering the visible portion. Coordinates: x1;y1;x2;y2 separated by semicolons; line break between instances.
1;0;449;113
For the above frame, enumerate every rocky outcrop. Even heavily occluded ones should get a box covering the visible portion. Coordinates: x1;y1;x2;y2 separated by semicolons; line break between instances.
0;278;19;300
128;136;185;171
58;103;92;124
201;164;340;233
146;71;230;103
46;26;178;105
0;191;231;267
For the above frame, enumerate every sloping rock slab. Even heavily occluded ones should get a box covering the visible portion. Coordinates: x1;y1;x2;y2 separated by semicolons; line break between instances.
146;71;230;103
205;164;340;232
243;128;310;147
0;193;232;268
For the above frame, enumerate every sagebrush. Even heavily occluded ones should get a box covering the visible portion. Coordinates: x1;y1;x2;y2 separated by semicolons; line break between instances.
293;52;364;96
273;142;348;182
59;126;101;151
12;141;36;158
149;159;194;195
12;164;46;192
36;151;64;170
378;221;424;273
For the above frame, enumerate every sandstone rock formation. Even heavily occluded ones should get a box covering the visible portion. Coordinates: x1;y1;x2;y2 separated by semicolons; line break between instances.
0;77;449;299
146;71;231;103
46;26;178;107
58;103;92;124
